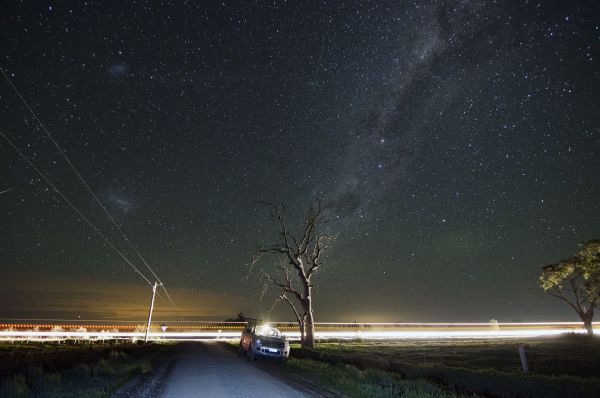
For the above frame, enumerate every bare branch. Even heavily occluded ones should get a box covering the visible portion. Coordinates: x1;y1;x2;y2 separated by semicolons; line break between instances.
262;264;304;302
307;233;335;278
277;294;303;325
291;235;300;253
298;221;315;255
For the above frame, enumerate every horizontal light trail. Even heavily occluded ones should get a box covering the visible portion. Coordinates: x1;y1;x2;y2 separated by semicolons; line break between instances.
0;321;597;341
0;331;241;339
1;321;597;329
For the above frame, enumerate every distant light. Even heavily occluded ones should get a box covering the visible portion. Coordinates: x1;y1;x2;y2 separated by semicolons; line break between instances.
1;322;597;341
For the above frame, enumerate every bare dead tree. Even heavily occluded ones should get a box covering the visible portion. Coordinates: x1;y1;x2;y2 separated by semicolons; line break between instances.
250;200;335;348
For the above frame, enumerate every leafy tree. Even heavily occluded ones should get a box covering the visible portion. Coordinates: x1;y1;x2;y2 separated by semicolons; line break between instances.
251;200;334;348
539;240;600;335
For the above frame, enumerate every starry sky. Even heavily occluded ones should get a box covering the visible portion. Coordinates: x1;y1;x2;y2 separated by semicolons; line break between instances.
1;1;599;323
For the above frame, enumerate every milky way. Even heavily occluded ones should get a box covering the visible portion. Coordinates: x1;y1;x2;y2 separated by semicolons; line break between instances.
1;1;599;322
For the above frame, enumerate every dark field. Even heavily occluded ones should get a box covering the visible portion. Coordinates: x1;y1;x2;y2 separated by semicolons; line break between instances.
0;341;170;398
286;334;600;398
304;334;600;377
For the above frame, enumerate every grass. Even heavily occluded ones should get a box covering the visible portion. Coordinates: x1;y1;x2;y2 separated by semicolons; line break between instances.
0;341;170;398
280;357;470;398
302;334;600;377
287;334;600;398
398;365;600;398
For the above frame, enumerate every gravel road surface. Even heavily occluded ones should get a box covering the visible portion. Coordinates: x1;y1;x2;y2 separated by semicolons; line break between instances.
116;341;314;398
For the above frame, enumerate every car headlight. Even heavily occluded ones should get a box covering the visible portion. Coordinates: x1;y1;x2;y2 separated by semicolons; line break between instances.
255;339;261;345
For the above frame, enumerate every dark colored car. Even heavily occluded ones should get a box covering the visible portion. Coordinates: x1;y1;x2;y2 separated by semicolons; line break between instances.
239;323;290;361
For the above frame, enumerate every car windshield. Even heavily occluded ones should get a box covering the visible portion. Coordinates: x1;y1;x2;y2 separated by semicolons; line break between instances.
256;327;281;337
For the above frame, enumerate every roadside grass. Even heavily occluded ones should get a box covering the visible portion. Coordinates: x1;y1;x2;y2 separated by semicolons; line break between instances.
302;333;600;377
281;357;470;398
0;342;170;398
398;365;600;398
288;334;600;398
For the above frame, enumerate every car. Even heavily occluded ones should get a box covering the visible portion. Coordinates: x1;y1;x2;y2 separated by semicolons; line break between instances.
239;323;290;361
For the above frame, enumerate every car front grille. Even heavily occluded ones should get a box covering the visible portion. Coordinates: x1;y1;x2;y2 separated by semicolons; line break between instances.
262;340;285;349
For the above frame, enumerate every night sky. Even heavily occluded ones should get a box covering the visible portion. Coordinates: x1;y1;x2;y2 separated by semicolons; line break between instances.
1;1;599;323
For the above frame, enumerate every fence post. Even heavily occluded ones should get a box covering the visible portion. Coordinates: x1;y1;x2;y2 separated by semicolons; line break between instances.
518;344;529;373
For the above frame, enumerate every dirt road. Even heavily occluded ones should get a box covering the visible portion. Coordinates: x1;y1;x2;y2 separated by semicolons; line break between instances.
115;341;314;398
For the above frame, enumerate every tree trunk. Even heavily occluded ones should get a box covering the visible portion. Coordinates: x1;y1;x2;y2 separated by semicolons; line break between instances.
302;287;315;348
299;318;305;343
581;313;594;335
304;312;315;348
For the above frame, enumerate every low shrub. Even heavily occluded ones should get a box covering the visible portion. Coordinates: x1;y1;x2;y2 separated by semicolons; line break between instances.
399;366;600;398
0;374;30;397
282;357;465;398
0;342;169;398
292;342;600;398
